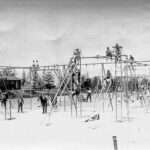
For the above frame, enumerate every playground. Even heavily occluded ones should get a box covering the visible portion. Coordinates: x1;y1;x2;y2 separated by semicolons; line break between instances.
0;44;150;149
0;96;150;150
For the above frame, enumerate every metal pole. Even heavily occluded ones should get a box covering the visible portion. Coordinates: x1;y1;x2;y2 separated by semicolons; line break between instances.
9;99;12;120
102;64;105;112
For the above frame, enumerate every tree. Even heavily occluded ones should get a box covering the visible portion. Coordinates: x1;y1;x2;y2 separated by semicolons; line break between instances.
22;70;26;86
81;78;91;90
128;77;138;92
141;78;149;86
44;72;55;89
91;76;102;91
2;67;16;76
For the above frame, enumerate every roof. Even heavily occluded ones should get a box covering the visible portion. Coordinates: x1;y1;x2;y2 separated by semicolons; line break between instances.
0;76;22;81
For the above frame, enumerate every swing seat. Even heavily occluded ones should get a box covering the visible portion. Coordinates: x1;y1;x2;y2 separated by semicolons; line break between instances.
85;114;100;122
77;94;86;102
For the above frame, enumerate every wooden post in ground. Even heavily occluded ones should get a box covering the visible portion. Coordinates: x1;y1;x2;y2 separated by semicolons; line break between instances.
120;59;123;121
126;56;129;121
7;99;15;120
9;99;11;119
29;68;32;110
115;62;118;121
4;102;7;119
80;55;82;118
76;96;78;118
102;63;105;112
64;95;66;111
112;136;118;150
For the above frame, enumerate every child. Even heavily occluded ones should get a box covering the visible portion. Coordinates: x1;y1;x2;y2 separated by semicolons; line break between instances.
38;94;47;114
18;96;24;113
106;47;112;59
87;88;92;102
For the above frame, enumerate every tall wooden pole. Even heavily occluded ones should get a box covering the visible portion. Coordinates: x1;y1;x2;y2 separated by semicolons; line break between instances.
126;56;129;121
115;62;118;121
64;94;66;111
80;55;82;118
102;63;105;112
30;69;32;110
70;74;73;117
112;136;118;150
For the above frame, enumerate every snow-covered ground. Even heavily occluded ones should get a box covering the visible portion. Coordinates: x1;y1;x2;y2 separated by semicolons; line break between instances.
0;96;150;150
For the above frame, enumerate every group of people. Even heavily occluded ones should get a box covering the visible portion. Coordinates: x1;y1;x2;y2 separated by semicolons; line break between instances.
0;90;24;113
106;44;135;64
106;44;122;61
0;90;58;115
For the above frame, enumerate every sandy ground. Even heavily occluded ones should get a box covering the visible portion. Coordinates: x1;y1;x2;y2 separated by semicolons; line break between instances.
0;96;150;150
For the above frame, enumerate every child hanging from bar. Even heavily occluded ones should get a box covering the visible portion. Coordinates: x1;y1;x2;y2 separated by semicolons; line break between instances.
72;85;80;99
71;68;80;90
104;70;112;87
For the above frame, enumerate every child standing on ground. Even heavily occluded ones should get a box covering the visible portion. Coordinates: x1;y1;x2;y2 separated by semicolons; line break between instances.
87;88;92;102
18;96;24;113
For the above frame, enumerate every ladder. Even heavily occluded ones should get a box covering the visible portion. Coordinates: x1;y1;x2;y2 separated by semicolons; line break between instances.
85;81;112;122
42;54;81;125
127;64;146;107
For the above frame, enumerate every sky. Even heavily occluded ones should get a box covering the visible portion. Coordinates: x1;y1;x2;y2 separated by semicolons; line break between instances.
0;0;150;67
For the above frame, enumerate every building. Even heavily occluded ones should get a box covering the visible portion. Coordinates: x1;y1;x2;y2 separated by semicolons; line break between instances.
0;76;22;91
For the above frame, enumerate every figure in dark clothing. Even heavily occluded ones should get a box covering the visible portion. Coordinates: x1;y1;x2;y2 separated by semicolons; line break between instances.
115;44;122;57
2;92;8;110
104;70;112;86
77;70;81;84
129;55;134;65
18;96;24;113
113;43;122;62
106;47;112;59
72;72;77;86
71;69;81;90
38;94;47;114
1;92;9;118
72;88;80;99
87;88;92;102
44;96;48;113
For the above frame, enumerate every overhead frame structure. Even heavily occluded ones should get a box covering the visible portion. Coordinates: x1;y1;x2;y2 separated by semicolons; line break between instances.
0;46;150;123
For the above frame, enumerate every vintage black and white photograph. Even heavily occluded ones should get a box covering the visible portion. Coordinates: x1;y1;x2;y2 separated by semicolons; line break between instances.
0;0;150;150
